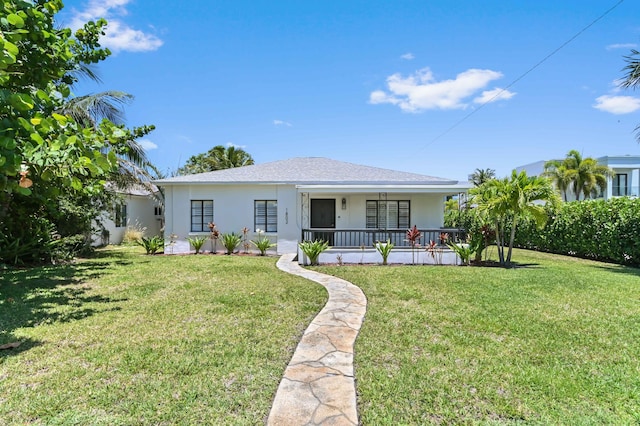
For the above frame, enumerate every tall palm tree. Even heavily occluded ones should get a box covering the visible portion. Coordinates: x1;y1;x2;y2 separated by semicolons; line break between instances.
543;160;574;201
211;145;254;169
59;91;158;192
471;170;559;266
562;150;614;200
470;168;496;187
621;49;640;142
177;145;254;175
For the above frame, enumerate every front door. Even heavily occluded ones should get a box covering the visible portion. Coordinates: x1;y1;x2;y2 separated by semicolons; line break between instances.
310;199;335;244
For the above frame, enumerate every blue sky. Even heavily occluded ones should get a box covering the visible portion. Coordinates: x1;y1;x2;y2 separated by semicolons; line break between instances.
60;0;640;181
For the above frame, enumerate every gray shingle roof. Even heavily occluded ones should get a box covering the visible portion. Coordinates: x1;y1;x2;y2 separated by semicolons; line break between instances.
155;157;460;185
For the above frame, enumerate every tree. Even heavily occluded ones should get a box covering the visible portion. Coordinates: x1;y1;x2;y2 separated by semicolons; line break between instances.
562;150;614;200
470;170;560;267
177;145;254;175
0;1;153;264
469;168;496;187
621;49;640;142
542;160;573;201
59;91;159;191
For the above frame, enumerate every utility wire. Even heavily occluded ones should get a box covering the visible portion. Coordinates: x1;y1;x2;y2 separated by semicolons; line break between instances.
423;0;625;148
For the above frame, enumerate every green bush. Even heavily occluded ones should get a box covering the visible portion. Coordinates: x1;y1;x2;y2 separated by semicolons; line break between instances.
187;236;207;254
375;240;394;265
299;240;330;265
221;232;242;255
513;198;640;266
135;236;164;255
251;234;276;256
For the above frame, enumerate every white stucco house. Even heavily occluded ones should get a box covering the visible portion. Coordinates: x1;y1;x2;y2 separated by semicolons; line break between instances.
95;185;164;245
155;157;471;264
517;154;640;201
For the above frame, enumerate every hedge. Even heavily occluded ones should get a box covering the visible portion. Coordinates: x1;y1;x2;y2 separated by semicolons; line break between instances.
513;197;640;266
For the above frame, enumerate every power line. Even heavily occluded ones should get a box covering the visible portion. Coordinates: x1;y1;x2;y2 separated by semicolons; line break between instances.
423;0;625;148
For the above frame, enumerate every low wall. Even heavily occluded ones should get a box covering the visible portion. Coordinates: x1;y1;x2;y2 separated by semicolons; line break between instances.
298;247;461;265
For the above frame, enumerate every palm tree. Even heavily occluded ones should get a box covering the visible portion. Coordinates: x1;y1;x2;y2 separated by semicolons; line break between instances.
177;145;254;175
211;145;254;169
543;160;574;201
562;150;614;200
621;49;640;142
59;91;158;192
470;168;496;187
621;49;640;90
471;170;559;266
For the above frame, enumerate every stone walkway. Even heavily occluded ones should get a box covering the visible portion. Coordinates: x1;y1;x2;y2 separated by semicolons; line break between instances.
267;254;367;426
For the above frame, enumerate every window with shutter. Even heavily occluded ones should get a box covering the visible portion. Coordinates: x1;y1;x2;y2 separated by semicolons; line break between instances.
365;200;410;229
191;200;213;232
255;200;277;232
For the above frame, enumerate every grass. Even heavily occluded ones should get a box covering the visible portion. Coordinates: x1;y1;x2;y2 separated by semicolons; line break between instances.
0;246;327;425
315;249;640;424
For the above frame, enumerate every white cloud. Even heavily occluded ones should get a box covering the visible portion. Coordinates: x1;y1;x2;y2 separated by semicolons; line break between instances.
400;52;415;60
593;95;640;114
473;87;516;104
138;139;158;151
606;43;638;51
273;120;292;127
70;0;162;53
370;67;512;112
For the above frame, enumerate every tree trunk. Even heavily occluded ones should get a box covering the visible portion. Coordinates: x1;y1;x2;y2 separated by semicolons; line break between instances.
494;220;505;265
506;216;518;266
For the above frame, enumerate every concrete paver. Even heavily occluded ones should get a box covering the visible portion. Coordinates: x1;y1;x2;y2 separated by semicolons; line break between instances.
267;254;367;426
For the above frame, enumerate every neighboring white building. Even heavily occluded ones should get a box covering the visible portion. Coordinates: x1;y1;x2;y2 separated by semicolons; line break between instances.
96;185;164;245
516;155;640;201
155;157;471;264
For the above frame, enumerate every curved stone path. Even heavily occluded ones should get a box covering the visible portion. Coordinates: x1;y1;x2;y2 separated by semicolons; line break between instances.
267;253;367;426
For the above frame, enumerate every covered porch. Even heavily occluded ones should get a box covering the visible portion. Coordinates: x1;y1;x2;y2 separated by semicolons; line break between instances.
295;183;469;265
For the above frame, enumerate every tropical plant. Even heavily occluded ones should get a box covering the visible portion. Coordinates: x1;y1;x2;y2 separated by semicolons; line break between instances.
621;49;640;142
241;226;250;253
470;168;496;187
60;90;158;193
135;236;164;255
542;160;573;201
406;225;421;264
545;150;614;201
447;242;474;266
177;145;254;175
375;240;395;265
425;240;443;265
187;236;207;254
0;2;154;264
470;170;560;267
208;222;220;253
221;232;242;255
299;240;330;266
251;229;276;256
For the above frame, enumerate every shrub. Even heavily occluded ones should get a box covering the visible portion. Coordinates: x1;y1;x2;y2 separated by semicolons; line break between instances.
221;232;242;255
123;224;146;244
187;236;207;254
251;230;276;256
447;242;473;266
513;198;640;266
299;240;330;265
375;240;394;265
135;236;164;255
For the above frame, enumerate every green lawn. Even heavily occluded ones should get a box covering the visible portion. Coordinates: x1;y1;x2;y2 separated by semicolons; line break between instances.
2;248;639;424
315;249;640;424
0;247;327;425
